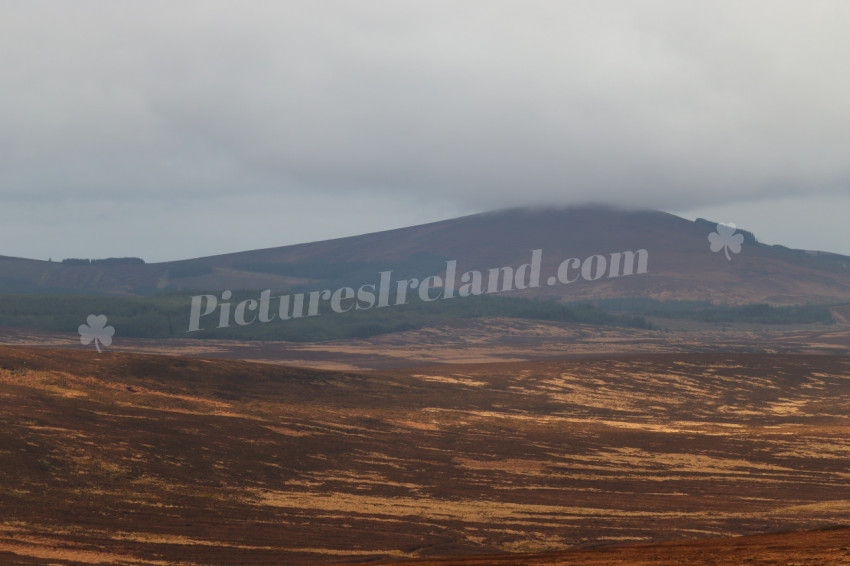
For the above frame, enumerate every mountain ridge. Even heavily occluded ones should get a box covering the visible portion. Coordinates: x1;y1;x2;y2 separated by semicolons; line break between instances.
2;205;849;304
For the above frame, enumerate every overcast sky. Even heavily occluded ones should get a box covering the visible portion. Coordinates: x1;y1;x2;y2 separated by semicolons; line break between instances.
2;1;849;262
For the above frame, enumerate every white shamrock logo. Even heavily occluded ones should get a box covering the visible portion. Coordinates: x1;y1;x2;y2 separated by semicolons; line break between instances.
708;222;744;261
78;314;115;353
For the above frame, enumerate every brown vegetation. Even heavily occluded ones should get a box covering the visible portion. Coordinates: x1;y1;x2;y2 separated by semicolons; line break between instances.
0;346;848;564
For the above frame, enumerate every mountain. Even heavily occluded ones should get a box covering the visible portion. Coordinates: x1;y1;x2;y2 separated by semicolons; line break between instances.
4;205;850;304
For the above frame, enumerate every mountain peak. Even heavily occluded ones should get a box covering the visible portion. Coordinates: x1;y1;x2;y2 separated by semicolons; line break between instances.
1;206;849;304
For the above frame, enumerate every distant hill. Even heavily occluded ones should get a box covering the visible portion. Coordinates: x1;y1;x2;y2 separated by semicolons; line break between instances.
3;205;850;304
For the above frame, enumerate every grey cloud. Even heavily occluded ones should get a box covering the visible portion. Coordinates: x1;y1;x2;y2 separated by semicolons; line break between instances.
1;1;849;223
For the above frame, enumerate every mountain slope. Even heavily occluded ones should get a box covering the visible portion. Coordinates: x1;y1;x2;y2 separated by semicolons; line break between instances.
3;206;850;304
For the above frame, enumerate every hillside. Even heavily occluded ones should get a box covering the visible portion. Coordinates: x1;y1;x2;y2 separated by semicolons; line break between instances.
3;206;850;304
4;315;850;371
367;527;850;565
1;346;848;564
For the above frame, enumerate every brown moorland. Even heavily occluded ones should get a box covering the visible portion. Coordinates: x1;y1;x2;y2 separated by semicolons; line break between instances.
350;526;850;565
3;314;850;371
0;346;848;564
